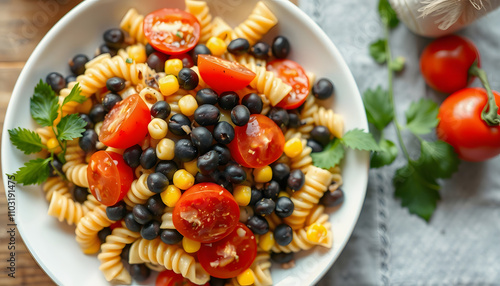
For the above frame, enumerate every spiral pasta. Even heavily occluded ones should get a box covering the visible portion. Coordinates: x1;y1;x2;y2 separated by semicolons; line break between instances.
63;161;89;188
120;8;148;45
313;106;344;139
210;16;235;42
47;191;87;225
75;205;115;254
244;62;292;106
228;252;273;286
160;207;175;229
185;0;213;43
123;174;156;208
298;96;320;135
43;176;69;201
231;2;278;46
129;238;210;285
290;139;313;173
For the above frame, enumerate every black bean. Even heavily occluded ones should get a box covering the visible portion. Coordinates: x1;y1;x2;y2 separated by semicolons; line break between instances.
96;43;117;57
191;127;214;155
98;227;112;243
287;111;301;128
79;114;93;129
124;212;142;232
46;72;66;93
209;277;228;286
192;44;211;64
48;158;64;177
129;264;151;282
225;164;247;184
102;93;122;112
160;229;183;245
69;54;89;76
310;126;331;146
254;198;275;216
155;160;178;181
196;88;219;105
177;67;199;90
231;105;250;126
275;197;294;218
79;129;98;153
210;170;232;192
320;188;344;207
307;139;324;153
263;181;280;200
121;244;131;260
73;186;89;203
251;41;270;60
197;150;219;175
312;78;335;100
213;121;234;144
272;36;290;59
246;215;269;235
272;163;290;183
195;172;215;184
271;252;294;263
218;91;239;110
140;147;157;170
65;74;77;85
212;144;231;165
123;145;142;168
147;172;169;193
268;107;289;128
106;77;126;93
227;38;250;55
287;169;305;191
151;101;171;119
89;103;106;123
168;113;192;136
141;220;160;240
194;104;220;126
103;28;125;49
145;43;156;57
250;188;263;206
174;139;198;162
242;93;263;114
106;201;127;221
147;52;168;72
133;205;153;225
274;223;293;246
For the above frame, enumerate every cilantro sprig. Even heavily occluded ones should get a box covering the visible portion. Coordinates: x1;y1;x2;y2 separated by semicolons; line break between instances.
363;0;460;221
9;80;87;185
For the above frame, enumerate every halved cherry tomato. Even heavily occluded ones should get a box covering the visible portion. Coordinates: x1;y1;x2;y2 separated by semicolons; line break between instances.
420;35;480;94
156;269;209;286
172;183;239;243
143;8;200;55
87;151;134;206
109;220;122;230
197;222;257;279
267;59;309;109
197;54;256;92
99;94;150;149
437;87;500;161
228;114;285;168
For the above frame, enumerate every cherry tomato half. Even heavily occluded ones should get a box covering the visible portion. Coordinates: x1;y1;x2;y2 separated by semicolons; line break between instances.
198;222;257;279
172;183;240;243
437;88;500;161
99;94;151;149
197;54;256;92
420;35;480;94
87;151;134;206
267;59;309;109
228;114;285;168
156;269;209;286
143;8;201;55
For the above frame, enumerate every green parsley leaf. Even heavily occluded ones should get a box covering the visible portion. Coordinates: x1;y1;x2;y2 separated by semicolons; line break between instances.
418;140;460;179
363;86;394;130
369;39;387;64
311;140;345;169
14;157;51;185
30;80;59;127
56;114;87;141
126;58;133;64
389;56;405;72
8;127;45;155
370;139;398;168
405;98;439;135
340;129;381;152
393;161;440;221
62;83;86;106
378;0;399;28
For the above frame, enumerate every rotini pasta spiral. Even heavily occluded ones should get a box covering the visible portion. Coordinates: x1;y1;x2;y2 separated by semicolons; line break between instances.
43;176;69;201
47;191;86;225
129;238;210;285
313;106;344;139
228;252;273;286
290;139;313;173
185;0;213;43
63;160;89;188
120;8;148;45
160;207;175;229
297;96;319;135
210;16;235;42
231;2;278;46
123;174;156;208
75;205;115;254
244;62;292;106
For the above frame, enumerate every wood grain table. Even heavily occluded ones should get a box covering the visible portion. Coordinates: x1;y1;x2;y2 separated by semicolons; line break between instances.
0;1;83;285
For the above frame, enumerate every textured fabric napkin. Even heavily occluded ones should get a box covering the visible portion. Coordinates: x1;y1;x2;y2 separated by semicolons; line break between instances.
297;0;500;285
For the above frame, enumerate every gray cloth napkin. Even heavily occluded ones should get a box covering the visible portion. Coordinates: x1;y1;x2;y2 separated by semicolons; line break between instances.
297;0;500;285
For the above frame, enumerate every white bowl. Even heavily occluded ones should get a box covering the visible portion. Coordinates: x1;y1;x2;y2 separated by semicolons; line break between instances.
1;0;369;285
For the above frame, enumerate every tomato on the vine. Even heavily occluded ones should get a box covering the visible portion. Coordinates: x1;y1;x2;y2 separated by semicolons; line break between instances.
437;87;500;161
197;222;257;279
197;54;256;92
172;183;240;243
267;59;309;109
156;269;209;286
87;151;134;206
143;8;201;55
420;35;480;94
228;114;285;168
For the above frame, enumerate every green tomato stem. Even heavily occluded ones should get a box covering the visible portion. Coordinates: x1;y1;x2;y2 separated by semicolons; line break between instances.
468;62;500;126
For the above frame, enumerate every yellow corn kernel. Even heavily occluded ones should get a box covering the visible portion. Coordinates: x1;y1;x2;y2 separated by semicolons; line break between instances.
284;137;303;158
259;232;275;251
233;185;252;206
206;36;227;56
278;191;290;198
182;237;201;253
173;169;195;190
184;159;198;176
160;185;182;207
306;223;328;244
47;138;62;153
128;45;147;63
159;75;180;96
148;118;168;139
164;59;183;76
156;138;175;160
178;95;198;117
253;166;273;183
236;268;255;286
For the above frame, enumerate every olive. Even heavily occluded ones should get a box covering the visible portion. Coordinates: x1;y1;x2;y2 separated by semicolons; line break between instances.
147;51;168;72
212;144;231;165
48;158;64;177
79;129;98;153
46;72;66;93
268;107;289;128
242;93;263;114
123;145;142;168
150;100;171;119
103;28;125;49
310;126;331;146
106;77;126;93
227;38;250;55
274;223;293;246
168;113;192;136
320;188;345;207
271;252;294;263
312;78;335;100
196;88;219;105
140;147;158;170
263;181;280;200
197;150;219;175
251;41;270;60
213;121;234;144
307;139;324;153
73;186;89;204
194;104;220;126
246;215;269;235
124;212;142;232
174;139;198;162
249;188;263;206
132;204;153;225
102;93;122;111
98;227;112;243
218;91;239;110
160;229;183;245
231;105;250;126
225;164;247;184
177;68;199;90
155;160;178;181
192;44;211;64
191;126;214;154
129;263;151;282
254;198;275;216
69;54;89;76
106;201;127;221
275;197;294;218
287;169;305;191
147;172;169;194
140;220;160;240
272;36;291;59
79;114;93;130
89;103;106;123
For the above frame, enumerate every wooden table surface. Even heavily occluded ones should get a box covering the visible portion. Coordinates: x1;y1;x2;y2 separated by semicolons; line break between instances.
0;1;83;285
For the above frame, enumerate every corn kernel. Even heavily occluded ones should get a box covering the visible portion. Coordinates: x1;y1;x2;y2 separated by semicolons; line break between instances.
233;185;252;206
164;59;183;76
128;45;147;63
306;223;328;244
259;232;275;251
148;118;168;139
173;169;195;190
161;185;182;207
47;138;62;153
206;36;227;56
236;268;255;286
182;237;201;253
284;138;303;158
159;75;179;96
156;138;175;160
278;191;290;198
253;166;273;183
184;159;198;176
178;95;198;117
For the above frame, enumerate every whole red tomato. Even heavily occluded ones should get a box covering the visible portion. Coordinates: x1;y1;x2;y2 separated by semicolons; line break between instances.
420;35;480;94
437;88;500;161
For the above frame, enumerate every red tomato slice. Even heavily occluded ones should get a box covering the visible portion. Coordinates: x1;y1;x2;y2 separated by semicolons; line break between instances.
172;183;240;243
109;220;122;230
197;54;256;92
156;269;209;286
267;59;309;109
99;94;150;149
87;151;134;206
198;223;257;279
228;114;285;168
143;8;200;55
